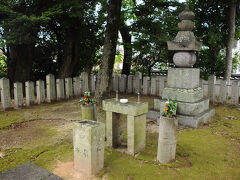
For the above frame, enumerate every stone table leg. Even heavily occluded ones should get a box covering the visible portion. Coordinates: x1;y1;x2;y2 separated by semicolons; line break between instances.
127;114;146;155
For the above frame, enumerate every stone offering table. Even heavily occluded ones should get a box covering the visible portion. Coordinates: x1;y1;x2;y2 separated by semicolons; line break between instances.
102;99;148;155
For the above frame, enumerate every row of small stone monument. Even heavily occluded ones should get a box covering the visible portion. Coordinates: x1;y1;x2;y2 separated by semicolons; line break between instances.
0;72;93;110
111;72;240;105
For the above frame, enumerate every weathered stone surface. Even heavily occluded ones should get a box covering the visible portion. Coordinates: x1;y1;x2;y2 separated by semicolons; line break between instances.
162;87;203;103
0;162;63;180
157;76;165;97
25;81;34;106
0;78;11;110
146;109;160;121
157;116;178;163
65;78;73;99
134;72;142;94
127;75;133;93
173;52;196;67
73;76;81;97
208;75;216;103
14;82;23;108
177;108;215;128
113;74;120;92
81;72;89;93
231;81;239;105
90;74;96;93
46;74;56;103
150;77;157;95
154;98;209;116
81;105;94;120
219;80;227;104
102;99;148;116
73;120;105;175
167;68;200;89
178;20;194;31
127;114;146;155
36;80;45;104
119;74;127;93
143;76;149;95
56;79;65;100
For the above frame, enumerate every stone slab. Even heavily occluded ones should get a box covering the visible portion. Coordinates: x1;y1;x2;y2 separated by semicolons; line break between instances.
0;162;63;180
162;87;203;103
102;98;148;116
146;109;160;121
154;98;209;116
177;108;215;128
167;68;200;89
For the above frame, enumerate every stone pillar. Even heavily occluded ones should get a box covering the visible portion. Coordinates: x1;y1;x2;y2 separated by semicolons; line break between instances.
158;77;165;97
151;77;157;96
143;76;149;95
25;81;35;106
46;74;56;103
73;120;105;175
14;82;23;108
119;74;127;93
208;75;216;103
134;72;142;94
73;76;81;97
81;72;89;93
90;74;96;93
56;79;65;100
113;74;120;92
127;75;133;94
36;80;45;104
219;80;227;104
65;78;73;99
127;114;146;155
0;78;11;110
157;116;178;163
231;80;239;105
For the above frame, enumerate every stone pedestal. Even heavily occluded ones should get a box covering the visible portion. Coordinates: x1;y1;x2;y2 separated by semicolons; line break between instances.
152;68;214;128
103;99;148;155
81;105;94;121
73;120;105;176
157;116;178;163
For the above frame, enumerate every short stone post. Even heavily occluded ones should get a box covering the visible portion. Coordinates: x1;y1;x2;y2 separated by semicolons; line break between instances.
127;75;133;94
119;74;127;93
231;80;239;105
65;78;73;99
25;81;35;106
208;75;216;103
0;77;11;110
113;74;120;92
158;77;165;97
14;82;23;108
81;105;94;120
143;76;149;95
151;77;157;96
219;80;227;104
134;72;142;94
73;76;81;97
157;116;178;164
56;79;65;100
46;74;56;103
73;120;105;176
81;72;89;93
36;80;45;104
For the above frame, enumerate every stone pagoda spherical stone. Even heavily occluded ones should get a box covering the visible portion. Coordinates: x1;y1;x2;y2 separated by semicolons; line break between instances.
173;51;196;67
178;6;195;21
178;20;195;31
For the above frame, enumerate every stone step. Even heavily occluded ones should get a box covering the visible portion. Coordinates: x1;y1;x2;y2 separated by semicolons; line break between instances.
154;98;209;116
177;108;215;128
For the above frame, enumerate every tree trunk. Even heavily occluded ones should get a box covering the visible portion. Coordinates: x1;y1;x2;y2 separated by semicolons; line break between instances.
58;37;80;78
224;2;236;80
7;44;35;83
120;23;132;76
95;0;122;103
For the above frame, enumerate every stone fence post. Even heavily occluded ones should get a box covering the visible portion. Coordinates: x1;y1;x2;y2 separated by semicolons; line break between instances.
219;80;227;104
56;79;65;100
231;81;239;105
127;75;133;94
46;74;56;103
73;76;81;97
0;77;11;110
25;81;35;106
14;82;23;108
134;72;142;94
81;72;89;93
65;78;73;99
143;76;149;95
36;80;45;104
208;75;216;103
150;77;157;96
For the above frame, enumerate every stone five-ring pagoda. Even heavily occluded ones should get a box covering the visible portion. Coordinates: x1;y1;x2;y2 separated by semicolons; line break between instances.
154;6;215;128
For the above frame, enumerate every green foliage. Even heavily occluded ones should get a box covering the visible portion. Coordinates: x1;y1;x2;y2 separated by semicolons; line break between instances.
0;51;7;77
